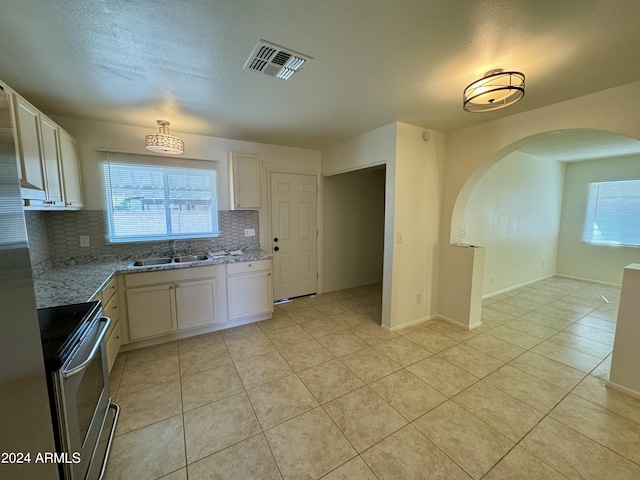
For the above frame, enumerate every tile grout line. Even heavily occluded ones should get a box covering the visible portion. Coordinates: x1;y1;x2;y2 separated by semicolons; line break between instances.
110;278;628;479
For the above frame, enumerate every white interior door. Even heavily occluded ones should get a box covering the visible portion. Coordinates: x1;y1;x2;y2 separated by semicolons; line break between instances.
270;172;317;300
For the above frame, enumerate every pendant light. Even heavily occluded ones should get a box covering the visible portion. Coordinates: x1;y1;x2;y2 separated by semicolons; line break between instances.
145;120;184;154
463;69;525;112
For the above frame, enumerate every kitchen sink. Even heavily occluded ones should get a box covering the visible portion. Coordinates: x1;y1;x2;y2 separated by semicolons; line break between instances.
130;258;173;267
128;254;212;268
174;254;211;263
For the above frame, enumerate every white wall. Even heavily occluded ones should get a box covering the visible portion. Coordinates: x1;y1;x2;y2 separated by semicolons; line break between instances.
557;155;640;284
51;116;321;250
321;122;445;330
321;123;397;176
463;151;564;296
321;122;397;325
391;123;444;328
439;80;640;326
323;167;385;292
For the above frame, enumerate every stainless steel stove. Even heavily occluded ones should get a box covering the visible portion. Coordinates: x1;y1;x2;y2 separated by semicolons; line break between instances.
38;302;119;480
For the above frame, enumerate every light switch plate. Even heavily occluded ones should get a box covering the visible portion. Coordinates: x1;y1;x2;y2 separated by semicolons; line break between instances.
80;235;90;247
244;229;256;237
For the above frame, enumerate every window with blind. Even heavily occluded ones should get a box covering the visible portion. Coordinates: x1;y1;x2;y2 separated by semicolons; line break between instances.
103;154;219;242
583;179;640;247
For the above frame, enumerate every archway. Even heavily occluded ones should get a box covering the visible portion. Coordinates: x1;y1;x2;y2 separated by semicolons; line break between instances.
449;127;640;306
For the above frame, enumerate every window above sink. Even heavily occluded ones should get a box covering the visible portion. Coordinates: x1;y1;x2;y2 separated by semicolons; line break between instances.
103;153;220;243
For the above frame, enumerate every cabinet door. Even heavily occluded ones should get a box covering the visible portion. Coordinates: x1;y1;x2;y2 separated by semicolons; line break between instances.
227;272;272;320
175;278;218;330
6;90;23;180
229;152;260;209
126;284;177;340
13;95;45;192
58;129;84;208
39;116;63;205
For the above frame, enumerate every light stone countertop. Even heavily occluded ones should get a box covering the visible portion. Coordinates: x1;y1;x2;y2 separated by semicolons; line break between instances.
33;250;272;309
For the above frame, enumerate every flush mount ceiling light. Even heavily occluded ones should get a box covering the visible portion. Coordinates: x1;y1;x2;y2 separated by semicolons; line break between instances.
463;69;525;112
145;120;184;154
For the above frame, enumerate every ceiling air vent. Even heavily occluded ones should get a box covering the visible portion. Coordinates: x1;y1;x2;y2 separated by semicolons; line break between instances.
244;40;312;80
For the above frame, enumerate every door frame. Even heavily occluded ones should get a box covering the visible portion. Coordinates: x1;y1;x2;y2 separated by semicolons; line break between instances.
265;167;321;297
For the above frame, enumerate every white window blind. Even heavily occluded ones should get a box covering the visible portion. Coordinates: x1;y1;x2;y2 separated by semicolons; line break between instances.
583;179;640;247
103;153;219;243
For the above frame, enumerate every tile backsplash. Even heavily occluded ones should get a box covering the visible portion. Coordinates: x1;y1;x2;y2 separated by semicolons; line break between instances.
24;211;50;266
25;209;259;265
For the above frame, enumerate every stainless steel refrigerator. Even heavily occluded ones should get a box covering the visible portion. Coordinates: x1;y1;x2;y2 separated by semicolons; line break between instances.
0;85;59;479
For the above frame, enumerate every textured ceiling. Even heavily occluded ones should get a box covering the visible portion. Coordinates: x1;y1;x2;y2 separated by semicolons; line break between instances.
517;130;640;162
1;0;640;150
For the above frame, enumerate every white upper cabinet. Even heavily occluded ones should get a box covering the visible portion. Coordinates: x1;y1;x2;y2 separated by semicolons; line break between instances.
6;80;84;209
228;151;261;210
39;115;64;206
13;94;46;199
58;128;84;208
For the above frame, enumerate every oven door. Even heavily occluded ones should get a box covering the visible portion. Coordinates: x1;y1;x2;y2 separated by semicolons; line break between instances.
54;316;111;480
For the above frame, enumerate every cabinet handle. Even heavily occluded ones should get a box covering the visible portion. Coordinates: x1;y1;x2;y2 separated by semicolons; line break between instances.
248;264;252;268
170;285;174;290
175;284;180;288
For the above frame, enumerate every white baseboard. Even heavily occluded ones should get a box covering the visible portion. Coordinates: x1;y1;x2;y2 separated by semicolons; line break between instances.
434;314;480;331
606;380;640;400
556;273;622;288
482;273;556;299
386;314;437;332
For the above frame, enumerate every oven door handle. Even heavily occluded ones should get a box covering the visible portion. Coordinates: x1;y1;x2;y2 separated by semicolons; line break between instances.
62;317;111;378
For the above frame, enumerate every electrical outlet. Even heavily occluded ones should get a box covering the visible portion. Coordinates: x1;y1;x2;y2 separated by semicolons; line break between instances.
398;232;404;243
417;293;422;304
244;229;256;237
79;235;90;247
541;260;545;268
490;275;495;285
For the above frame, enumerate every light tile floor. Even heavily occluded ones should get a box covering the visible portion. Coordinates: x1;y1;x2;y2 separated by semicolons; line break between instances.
105;277;640;480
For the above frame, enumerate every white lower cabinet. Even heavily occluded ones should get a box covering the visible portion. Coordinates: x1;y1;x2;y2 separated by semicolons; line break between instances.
99;275;121;373
105;321;121;372
175;278;218;330
227;272;273;320
226;260;273;321
124;266;219;342
123;261;272;345
126;283;177;340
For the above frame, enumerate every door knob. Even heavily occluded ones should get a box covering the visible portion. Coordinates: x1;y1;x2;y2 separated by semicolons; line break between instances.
273;237;279;242
274;246;280;252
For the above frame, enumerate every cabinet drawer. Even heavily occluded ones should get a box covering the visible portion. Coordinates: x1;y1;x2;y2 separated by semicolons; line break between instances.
226;259;271;275
106;320;121;373
125;265;218;288
102;275;117;304
103;294;119;337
